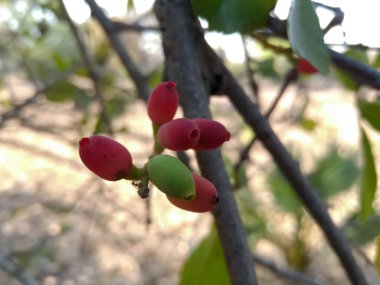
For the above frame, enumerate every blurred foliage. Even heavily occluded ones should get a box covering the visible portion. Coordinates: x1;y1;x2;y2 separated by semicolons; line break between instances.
192;0;276;34
179;225;230;285
1;0;380;284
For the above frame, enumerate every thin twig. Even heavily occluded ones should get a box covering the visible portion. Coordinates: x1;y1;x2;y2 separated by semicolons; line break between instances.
0;68;79;128
60;0;114;135
110;21;160;33
242;36;259;106
85;0;150;101
233;67;298;176
154;1;258;284
0;254;38;285
253;254;328;285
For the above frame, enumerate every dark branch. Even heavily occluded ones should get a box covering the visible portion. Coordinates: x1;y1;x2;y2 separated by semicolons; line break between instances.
199;40;368;285
233;67;298;178
153;0;258;284
85;0;150;101
110;21;160;33
266;16;380;90
253;254;327;285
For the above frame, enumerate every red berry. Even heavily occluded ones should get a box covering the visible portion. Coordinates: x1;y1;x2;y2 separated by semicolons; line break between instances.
157;118;200;151
147;81;179;125
166;173;219;212
297;58;318;74
192;118;231;150
79;135;132;181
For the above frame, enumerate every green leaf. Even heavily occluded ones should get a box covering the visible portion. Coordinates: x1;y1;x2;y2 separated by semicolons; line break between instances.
256;58;279;78
179;226;230;285
235;188;268;236
344;215;380;245
299;117;317;131
288;0;330;75
376;236;380;275
373;52;380;68
334;68;358;91
358;128;377;221
45;80;87;103
308;147;358;200
334;48;369;90
193;0;276;34
268;169;303;215
358;100;380;132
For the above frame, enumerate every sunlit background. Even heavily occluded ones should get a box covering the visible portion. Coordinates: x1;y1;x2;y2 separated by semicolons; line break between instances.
0;0;380;285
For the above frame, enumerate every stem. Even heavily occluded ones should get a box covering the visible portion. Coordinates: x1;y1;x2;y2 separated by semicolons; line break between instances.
153;1;258;284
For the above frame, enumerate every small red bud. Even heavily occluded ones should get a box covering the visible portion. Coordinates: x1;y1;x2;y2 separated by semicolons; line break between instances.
147;81;179;125
297;58;318;74
192;118;230;150
79;135;132;181
157;118;200;151
166;173;219;213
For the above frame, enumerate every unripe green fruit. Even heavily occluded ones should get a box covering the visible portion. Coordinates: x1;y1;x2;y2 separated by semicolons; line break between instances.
147;154;195;199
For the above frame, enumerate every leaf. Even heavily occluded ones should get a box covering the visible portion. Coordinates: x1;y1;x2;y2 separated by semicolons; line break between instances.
376;236;380;275
344;215;380;245
358;100;380;132
358;128;377;221
268;169;303;215
373;52;380;68
308;147;358;200
333;50;368;91
256;58;279;78
235;188;268;236
288;0;330;75
334;48;369;91
193;0;276;34
299;117;317;131
45;80;84;102
179;226;230;285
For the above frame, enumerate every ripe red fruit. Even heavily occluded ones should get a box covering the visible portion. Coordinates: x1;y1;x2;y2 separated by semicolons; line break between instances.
79;135;132;181
147;81;179;125
157;118;200;151
166;173;219;212
297;58;318;74
192;118;231;150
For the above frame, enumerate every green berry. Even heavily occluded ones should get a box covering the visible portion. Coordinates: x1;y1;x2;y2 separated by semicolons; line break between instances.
147;154;195;199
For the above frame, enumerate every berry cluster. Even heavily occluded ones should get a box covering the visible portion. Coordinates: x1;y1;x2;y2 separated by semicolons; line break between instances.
79;81;230;213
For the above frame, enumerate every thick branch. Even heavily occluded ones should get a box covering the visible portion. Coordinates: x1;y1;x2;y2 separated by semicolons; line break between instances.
85;0;150;101
153;0;258;284
200;41;367;285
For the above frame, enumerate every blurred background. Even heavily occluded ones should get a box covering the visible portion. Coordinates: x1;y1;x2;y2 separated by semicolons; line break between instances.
0;0;380;284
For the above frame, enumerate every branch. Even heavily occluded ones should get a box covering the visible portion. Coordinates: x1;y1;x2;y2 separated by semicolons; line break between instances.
60;0;114;135
233;67;298;178
153;0;258;284
266;16;380;90
84;0;150;101
200;40;368;285
253;254;327;285
0;254;38;285
0;68;79;128
110;21;160;33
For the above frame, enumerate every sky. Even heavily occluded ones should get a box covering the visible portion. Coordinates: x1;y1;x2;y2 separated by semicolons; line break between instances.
59;0;380;63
